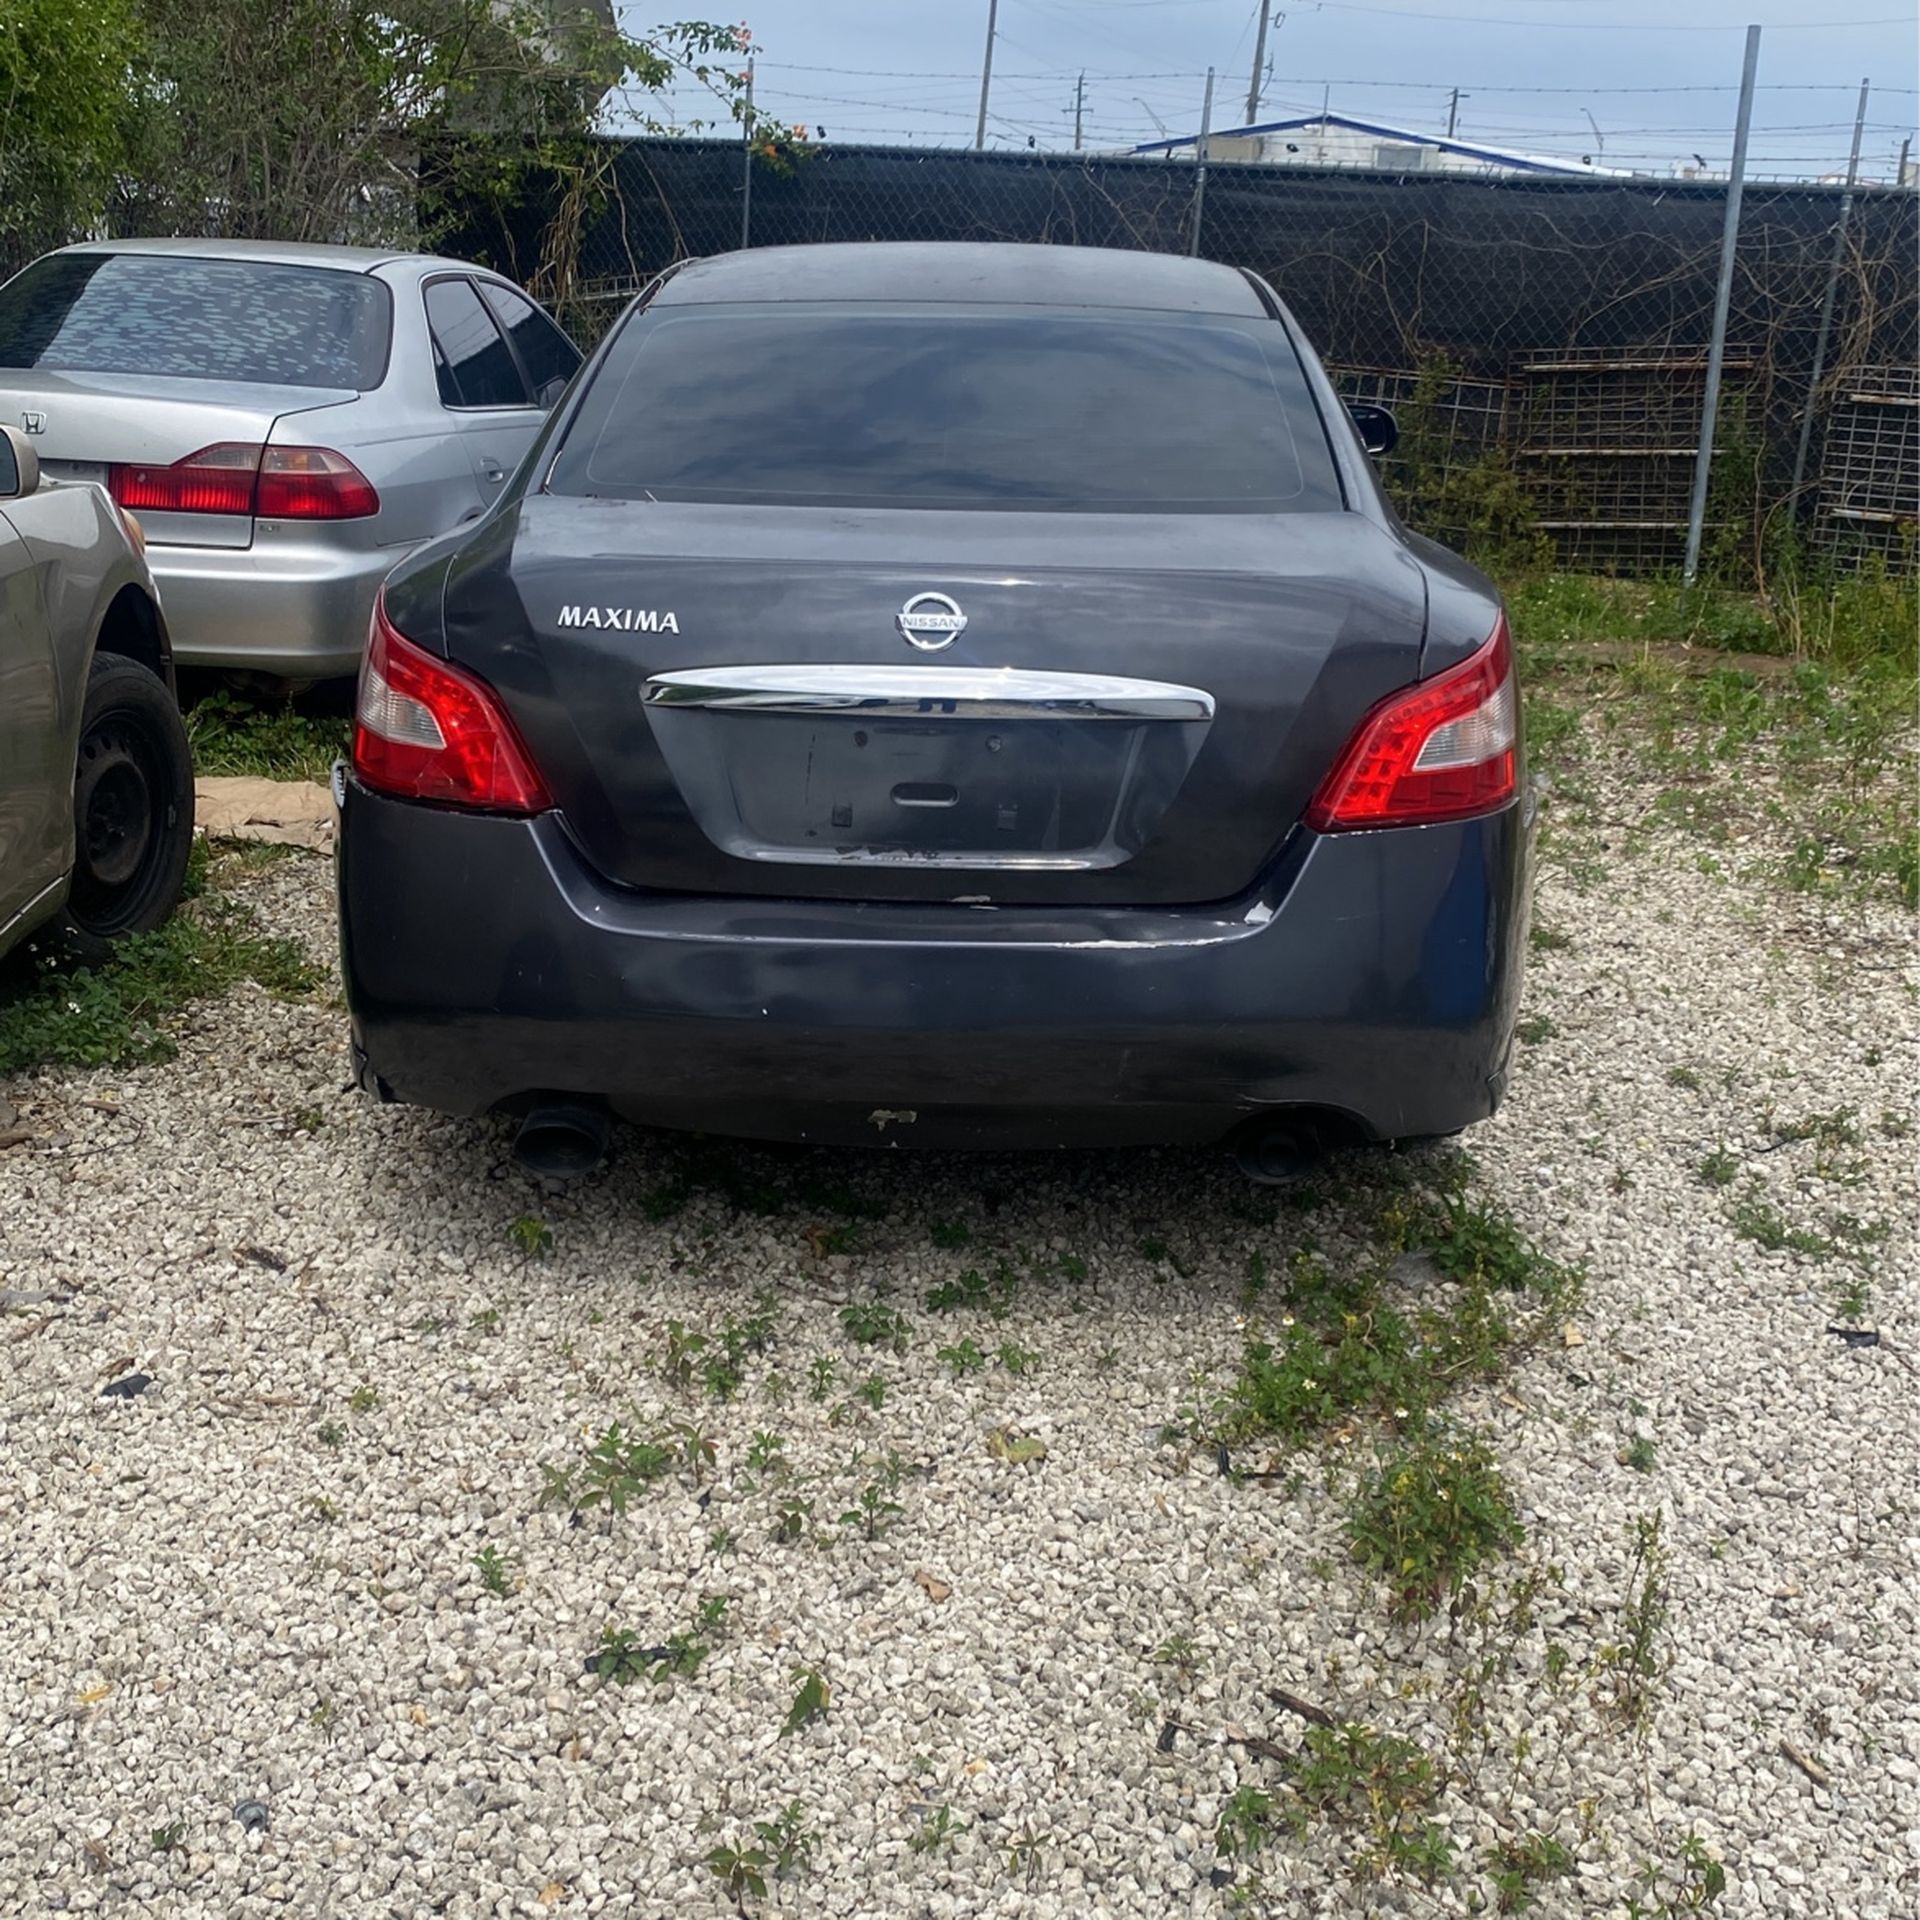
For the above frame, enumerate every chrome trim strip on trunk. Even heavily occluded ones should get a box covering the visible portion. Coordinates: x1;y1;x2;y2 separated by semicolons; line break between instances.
642;663;1215;723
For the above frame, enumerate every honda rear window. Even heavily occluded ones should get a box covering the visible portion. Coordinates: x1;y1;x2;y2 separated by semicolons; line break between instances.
548;304;1342;513
0;253;391;389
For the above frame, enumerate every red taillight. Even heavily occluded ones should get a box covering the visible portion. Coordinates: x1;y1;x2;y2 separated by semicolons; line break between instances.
109;443;379;520
353;598;552;814
1307;613;1518;832
111;442;256;515
257;446;380;518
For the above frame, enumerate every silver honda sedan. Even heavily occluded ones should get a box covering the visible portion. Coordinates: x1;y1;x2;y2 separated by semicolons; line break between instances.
0;239;582;680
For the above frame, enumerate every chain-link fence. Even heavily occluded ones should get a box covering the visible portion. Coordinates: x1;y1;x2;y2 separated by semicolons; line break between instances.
447;137;1918;578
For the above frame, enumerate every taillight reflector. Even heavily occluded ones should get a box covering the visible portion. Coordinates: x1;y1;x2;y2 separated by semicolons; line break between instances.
1307;613;1518;832
110;442;379;520
353;598;551;814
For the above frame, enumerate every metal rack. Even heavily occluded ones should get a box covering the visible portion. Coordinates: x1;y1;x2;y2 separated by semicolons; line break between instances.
1812;364;1919;570
1511;348;1757;574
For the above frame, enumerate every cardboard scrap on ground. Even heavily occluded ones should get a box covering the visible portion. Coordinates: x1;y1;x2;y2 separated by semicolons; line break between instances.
195;777;334;849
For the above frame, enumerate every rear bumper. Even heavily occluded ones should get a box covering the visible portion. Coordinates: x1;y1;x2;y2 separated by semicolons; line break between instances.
149;538;394;679
336;773;1534;1150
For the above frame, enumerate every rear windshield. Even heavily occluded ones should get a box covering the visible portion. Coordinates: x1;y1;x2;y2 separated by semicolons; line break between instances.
548;303;1342;513
0;253;391;389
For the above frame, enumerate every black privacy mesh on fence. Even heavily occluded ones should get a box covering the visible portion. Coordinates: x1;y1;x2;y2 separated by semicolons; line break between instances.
442;138;1919;577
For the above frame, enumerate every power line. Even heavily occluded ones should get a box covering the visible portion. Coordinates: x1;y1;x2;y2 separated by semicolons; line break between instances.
731;65;1916;97
1282;2;1915;29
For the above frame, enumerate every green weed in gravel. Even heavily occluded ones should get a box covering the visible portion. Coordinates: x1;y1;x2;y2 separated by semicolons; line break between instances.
542;1421;683;1514
1598;1513;1672;1741
473;1545;515;1596
782;1664;830;1735
0;845;322;1076
839;1299;910;1351
1483;1831;1576;1913
1293;1722;1452;1881
1626;1831;1727;1918
705;1800;813;1903
1211;1183;1577;1454
1347;1424;1525;1622
926;1259;1018;1316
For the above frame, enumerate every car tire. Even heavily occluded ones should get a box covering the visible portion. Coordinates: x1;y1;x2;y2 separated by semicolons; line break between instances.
55;653;195;965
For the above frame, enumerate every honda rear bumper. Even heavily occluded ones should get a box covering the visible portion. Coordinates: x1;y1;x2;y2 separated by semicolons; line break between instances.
150;538;392;679
336;772;1533;1150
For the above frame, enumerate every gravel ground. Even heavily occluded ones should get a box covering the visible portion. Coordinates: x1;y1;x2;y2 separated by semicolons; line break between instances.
0;762;1913;1920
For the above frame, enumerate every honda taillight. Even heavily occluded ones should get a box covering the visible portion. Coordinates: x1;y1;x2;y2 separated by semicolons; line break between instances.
1307;613;1518;832
110;443;379;520
353;598;551;814
257;447;380;518
111;442;256;515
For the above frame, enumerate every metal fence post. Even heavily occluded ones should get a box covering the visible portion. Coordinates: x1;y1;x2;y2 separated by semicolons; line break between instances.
1683;24;1761;586
1189;68;1215;258
1787;79;1870;510
740;64;754;251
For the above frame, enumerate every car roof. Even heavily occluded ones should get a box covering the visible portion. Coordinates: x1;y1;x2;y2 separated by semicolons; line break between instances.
654;242;1268;316
52;237;482;276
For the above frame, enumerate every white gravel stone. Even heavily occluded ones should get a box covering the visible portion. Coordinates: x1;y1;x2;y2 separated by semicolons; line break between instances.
0;767;1914;1918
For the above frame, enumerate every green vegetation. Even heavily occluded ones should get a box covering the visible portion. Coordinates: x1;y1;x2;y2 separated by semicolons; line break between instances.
1597;1514;1672;1740
1626;1833;1727;1919
705;1800;813;1903
507;1214;554;1262
838;1453;905;1539
937;1336;987;1378
1510;566;1917;908
907;1805;968;1855
472;1544;514;1596
1295;1722;1452;1879
1212;1183;1577;1457
1379;353;1549;579
1484;1831;1576;1913
659;1300;780;1401
1347;1425;1526;1622
1696;1147;1740;1189
0;0;144;263
781;1664;830;1735
926;1259;1018;1316
0;844;322;1077
184;691;349;782
839;1299;911;1351
540;1421;686;1514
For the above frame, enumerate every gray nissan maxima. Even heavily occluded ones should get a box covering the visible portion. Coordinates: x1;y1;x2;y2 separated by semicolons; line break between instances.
336;243;1532;1179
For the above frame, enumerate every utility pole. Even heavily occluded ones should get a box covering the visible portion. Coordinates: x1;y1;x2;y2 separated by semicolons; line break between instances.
1683;24;1761;587
1190;68;1215;257
1246;0;1273;124
1899;135;1913;187
1789;79;1871;506
974;0;999;151
1446;88;1460;139
740;62;754;250
1074;71;1085;152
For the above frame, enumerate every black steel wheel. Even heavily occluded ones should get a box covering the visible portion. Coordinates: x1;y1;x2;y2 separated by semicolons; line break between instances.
57;655;195;962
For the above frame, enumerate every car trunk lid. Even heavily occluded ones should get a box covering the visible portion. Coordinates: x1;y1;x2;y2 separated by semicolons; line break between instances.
0;371;355;548
440;498;1429;907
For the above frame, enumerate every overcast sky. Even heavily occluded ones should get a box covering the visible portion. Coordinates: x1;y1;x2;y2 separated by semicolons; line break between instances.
616;1;1919;182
